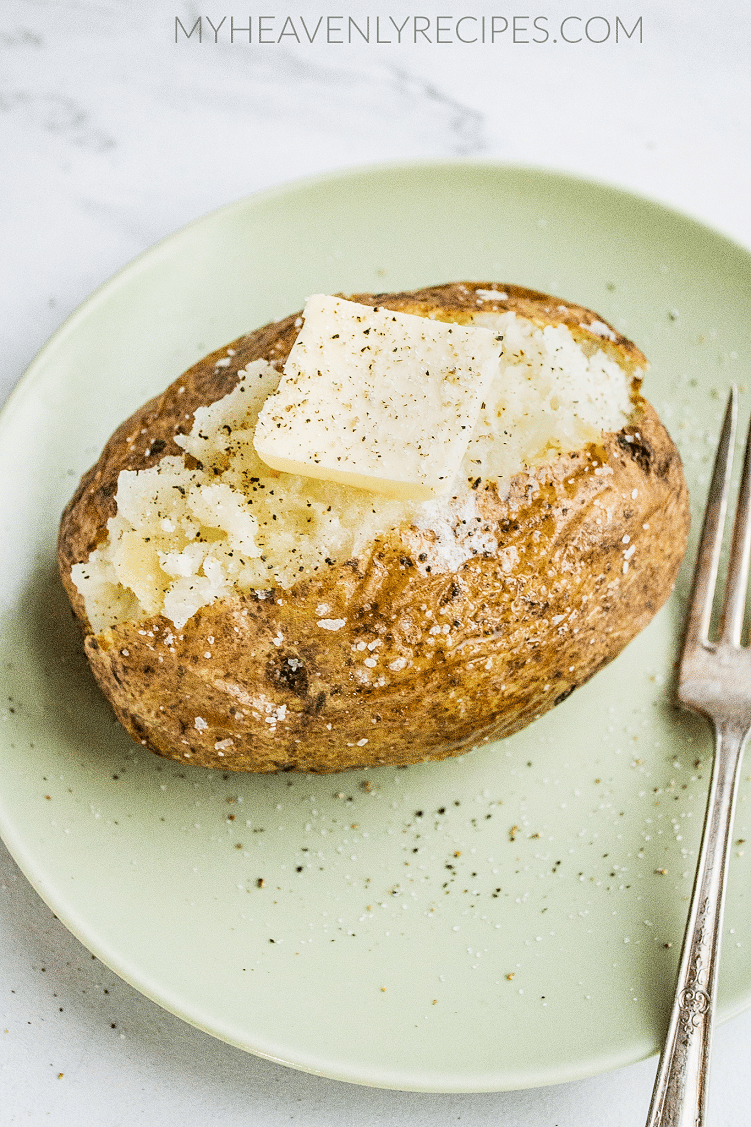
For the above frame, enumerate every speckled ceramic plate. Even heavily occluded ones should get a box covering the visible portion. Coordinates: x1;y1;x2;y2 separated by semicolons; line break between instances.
2;162;751;1092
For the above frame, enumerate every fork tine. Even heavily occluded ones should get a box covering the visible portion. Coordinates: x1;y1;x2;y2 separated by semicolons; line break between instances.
683;386;737;650
719;394;751;645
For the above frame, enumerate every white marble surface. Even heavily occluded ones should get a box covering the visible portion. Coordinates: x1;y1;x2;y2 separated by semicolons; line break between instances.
2;0;750;1122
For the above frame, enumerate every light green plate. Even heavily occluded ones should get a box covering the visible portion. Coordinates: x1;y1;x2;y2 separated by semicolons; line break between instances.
2;163;751;1092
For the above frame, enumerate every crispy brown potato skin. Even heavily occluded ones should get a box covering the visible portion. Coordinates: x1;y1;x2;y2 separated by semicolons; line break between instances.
58;283;690;773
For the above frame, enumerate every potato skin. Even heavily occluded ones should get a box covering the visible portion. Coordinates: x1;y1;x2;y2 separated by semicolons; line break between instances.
58;283;690;773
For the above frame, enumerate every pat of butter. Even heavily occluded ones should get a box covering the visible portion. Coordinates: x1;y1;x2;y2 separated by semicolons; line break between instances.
253;295;503;499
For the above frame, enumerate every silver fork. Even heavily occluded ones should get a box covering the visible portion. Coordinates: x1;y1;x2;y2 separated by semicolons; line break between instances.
645;386;751;1127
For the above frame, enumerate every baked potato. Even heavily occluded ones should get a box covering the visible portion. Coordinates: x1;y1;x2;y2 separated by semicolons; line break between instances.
58;282;690;773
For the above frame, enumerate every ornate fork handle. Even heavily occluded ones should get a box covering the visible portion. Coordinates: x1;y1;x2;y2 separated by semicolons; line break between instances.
646;718;749;1127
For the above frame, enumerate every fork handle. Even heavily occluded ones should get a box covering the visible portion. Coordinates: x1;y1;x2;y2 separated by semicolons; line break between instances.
645;719;749;1127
